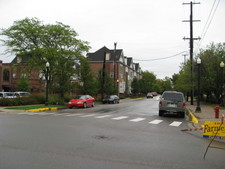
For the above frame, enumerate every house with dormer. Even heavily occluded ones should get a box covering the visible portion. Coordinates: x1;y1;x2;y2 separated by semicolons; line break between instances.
87;46;142;95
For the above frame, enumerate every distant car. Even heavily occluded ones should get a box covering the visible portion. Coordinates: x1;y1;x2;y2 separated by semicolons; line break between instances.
152;92;158;96
159;91;186;118
146;92;153;99
102;95;120;104
68;95;95;108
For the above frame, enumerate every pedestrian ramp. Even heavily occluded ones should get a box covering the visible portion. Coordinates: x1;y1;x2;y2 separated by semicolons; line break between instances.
15;112;184;127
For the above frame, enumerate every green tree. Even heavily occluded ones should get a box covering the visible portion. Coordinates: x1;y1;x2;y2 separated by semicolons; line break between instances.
173;61;192;95
173;42;225;103
78;57;97;96
139;71;156;94
196;43;225;103
161;76;172;91
17;77;31;92
0;18;90;101
96;69;116;97
131;77;140;94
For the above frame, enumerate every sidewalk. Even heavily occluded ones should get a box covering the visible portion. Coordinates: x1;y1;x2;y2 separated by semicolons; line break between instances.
0;98;141;114
186;102;225;128
0;107;25;114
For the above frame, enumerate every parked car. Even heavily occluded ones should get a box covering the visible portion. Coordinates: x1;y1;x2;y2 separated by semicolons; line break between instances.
68;95;95;108
0;92;16;99
146;92;153;98
159;91;186;118
102;95;120;104
14;91;30;97
152;92;158;96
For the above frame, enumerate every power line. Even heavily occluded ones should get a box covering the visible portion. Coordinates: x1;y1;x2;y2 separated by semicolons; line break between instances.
133;51;187;62
195;0;220;53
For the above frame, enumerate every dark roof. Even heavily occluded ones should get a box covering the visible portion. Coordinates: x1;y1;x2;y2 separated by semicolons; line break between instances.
135;63;140;71
11;55;31;64
87;46;123;62
127;57;132;66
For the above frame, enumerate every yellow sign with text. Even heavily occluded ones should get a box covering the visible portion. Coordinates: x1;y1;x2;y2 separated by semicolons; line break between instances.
203;121;225;137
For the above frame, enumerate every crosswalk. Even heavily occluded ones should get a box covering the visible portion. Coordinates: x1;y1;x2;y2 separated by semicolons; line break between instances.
13;112;184;127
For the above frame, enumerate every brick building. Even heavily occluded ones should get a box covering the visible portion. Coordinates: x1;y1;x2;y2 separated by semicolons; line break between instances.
87;46;142;95
1;46;142;95
0;58;45;93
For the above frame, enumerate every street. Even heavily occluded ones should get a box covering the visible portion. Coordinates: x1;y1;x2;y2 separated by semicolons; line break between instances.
0;98;225;169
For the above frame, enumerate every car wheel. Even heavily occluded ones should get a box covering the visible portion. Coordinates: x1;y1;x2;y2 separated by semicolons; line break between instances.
69;106;73;109
92;102;95;107
83;102;87;108
159;110;164;116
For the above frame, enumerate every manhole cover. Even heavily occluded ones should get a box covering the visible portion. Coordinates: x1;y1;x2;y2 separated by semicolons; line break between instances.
94;135;110;140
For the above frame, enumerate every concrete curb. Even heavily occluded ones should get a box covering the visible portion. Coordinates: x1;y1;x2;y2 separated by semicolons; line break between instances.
27;107;58;112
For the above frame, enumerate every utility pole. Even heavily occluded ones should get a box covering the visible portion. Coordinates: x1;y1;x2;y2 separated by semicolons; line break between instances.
183;1;200;105
102;52;107;100
113;42;117;84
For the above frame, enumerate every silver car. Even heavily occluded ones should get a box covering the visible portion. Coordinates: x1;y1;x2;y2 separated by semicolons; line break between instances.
159;91;186;118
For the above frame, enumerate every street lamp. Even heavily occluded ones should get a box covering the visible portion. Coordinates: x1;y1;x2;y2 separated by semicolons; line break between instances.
117;79;119;96
220;61;224;106
195;58;201;112
45;62;50;106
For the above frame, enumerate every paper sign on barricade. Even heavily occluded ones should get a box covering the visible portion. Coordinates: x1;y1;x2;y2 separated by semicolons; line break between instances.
203;121;225;138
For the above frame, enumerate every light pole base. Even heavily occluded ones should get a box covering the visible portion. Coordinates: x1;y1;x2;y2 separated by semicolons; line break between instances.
195;106;201;113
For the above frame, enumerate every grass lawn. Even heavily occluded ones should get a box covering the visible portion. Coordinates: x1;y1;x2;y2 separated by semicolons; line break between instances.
5;105;65;110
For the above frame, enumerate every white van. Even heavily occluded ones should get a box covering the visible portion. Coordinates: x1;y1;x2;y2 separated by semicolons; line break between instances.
0;92;16;99
14;91;30;97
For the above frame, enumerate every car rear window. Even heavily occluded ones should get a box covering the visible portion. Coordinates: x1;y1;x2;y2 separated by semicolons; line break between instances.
162;93;184;102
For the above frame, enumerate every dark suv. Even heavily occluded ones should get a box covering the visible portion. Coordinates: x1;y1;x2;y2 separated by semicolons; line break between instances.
159;91;186;118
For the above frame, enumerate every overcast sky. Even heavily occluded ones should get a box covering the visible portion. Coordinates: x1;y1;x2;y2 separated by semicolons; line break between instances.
0;0;224;79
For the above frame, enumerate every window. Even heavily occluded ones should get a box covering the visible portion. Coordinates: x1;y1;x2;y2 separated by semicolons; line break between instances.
110;72;114;78
3;69;10;81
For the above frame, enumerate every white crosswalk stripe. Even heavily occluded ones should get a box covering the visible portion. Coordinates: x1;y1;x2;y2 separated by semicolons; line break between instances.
149;119;163;124
39;112;56;115
26;112;40;115
95;115;112;118
80;114;96;117
129;118;146;122
18;112;30;115
169;121;182;127
53;113;70;116
66;113;83;117
112;116;129;120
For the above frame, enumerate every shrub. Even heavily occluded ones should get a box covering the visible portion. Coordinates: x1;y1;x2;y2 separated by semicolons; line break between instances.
48;94;66;105
0;94;45;106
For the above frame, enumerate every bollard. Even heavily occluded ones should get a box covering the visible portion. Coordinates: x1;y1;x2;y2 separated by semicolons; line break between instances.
214;105;220;118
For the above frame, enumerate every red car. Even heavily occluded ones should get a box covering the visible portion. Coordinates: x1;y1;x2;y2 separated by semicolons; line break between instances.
146;92;153;98
68;95;95;108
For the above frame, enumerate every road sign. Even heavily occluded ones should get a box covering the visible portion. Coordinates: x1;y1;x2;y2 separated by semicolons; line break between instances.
203;121;225;137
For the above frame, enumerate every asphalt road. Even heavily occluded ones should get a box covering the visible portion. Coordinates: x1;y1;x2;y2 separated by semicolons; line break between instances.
0;97;225;169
